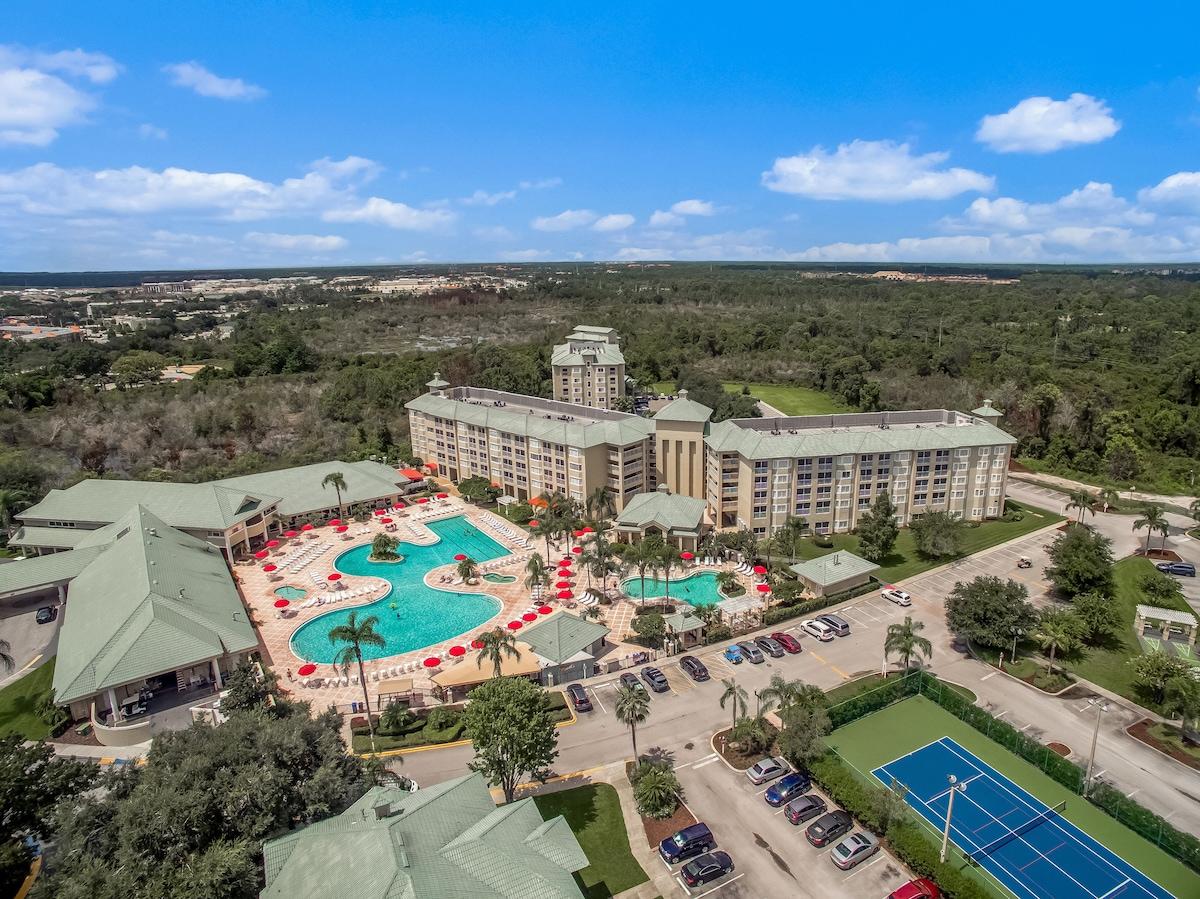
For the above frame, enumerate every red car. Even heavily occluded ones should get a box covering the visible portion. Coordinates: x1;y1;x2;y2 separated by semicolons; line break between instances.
770;632;802;654
888;878;940;899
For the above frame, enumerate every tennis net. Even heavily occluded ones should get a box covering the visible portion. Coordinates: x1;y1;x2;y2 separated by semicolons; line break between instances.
969;800;1068;860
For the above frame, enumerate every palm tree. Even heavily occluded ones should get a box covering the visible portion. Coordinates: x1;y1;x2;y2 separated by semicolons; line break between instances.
615;683;651;761
715;570;740;596
580;604;604;621
1067;489;1095;526
719;678;747;733
884;616;933;671
322;471;348;519
1133;507;1167;554
456;556;478;584
0;637;14;673
586;485;616;522
777;515;808;562
328;612;386;752
657;544;678;602
627;540;657;606
475;626;520;678
530;518;558;559
759;674;811;715
1189;497;1200;528
524;553;546;592
1099;487;1119;514
1035;610;1081;674
0;488;29;531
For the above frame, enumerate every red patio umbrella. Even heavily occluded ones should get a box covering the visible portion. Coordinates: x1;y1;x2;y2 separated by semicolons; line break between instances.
254;549;269;560
756;583;772;593
301;523;315;532
393;502;406;510
454;553;467;561
284;530;298;538
436;492;449;499
753;564;767;575
582;526;594;534
573;529;586;538
328;519;342;527
557;589;573;599
327;572;342;582
274;598;290;608
448;645;466;657
262;563;278;573
297;663;317;677
374;509;385;516
528;519;540;527
559;558;573;566
555;580;572;589
522;612;538;622
680;551;695;560
538;605;553;615
266;539;280;549
470;638;486;649
380;517;393;524
507;620;523;630
416;497;429;504
571;546;582;554
335;525;348;533
422;656;441;668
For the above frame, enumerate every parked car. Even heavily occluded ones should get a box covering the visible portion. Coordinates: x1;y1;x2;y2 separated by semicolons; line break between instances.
830;831;880;869
659;822;715;864
736;641;765;663
566;683;592;712
888;879;941;899
805;809;853;846
641;666;670;692
881;585;913;606
800;619;835;642
1156;561;1196;577
754;635;786;658
764;771;812;807
816;613;851;637
723;645;744;664
680;850;734;886
770;631;802;653
680;655;710;681
745;755;789;785
784;793;828;825
1017;556;1033;569
35;606;58;625
618;672;645;693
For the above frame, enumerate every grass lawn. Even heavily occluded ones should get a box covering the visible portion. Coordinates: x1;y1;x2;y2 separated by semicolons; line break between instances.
650;381;848;415
825;671;976;707
0;659;55;740
533;784;649;899
353;692;570;753
782;499;1063;584
827;695;1200;899
1058;557;1193;712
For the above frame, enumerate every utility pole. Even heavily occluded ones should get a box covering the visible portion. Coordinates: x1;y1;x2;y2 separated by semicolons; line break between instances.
941;775;967;863
1084;698;1108;796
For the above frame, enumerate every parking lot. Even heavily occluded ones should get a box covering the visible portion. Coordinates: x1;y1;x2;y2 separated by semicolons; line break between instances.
668;751;912;897
0;593;62;688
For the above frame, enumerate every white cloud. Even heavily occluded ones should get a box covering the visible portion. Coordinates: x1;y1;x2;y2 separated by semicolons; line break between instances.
1138;171;1200;211
593;213;635;232
308;155;381;183
954;182;1153;232
531;209;596;231
763;140;994;201
518;177;562;190
0;46;119;83
976;94;1119;154
670;198;715;216
649;210;683;228
244;231;347;252
461;188;518;206
0;68;95;146
323;197;454;230
163;61;266;100
138;123;168;140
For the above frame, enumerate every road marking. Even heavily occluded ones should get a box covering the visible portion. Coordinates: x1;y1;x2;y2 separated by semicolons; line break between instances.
589;688;606;714
995;710;1009;719
809;651;827;664
691;756;721;770
1126;788;1141;799
1019;723;1034;732
686;873;745;897
980;672;998;681
842;854;886;879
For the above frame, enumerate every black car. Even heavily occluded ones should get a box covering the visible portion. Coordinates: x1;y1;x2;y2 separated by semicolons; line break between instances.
736;641;765;664
806;809;853;847
784;793;828;825
659;822;715;864
754;635;785;658
679;655;710;682
619;672;646;693
35;606;58;625
641;666;670;692
681;851;734;887
566;683;592;712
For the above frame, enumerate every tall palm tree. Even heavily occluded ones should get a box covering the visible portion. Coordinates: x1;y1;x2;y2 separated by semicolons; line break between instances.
524;553;546;592
1099;487;1120;514
1133;507;1167;554
715;570;740;596
322;471;348;519
475;626;520;678
657;544;678;602
328;612;386;752
0;488;29;531
456;556;478;583
758;674;812;715
614;683;651;761
1164;674;1200;739
884;616;933;671
719;678;748;733
627;540;657;606
777;515;808;563
586;485;616;522
1035;610;1081;674
530;518;558;559
1067;489;1095;526
0;637;14;673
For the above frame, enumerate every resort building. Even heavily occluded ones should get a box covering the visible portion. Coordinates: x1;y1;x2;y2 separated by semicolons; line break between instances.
10;460;413;559
789;550;880;597
261;773;588;899
551;325;626;409
518;611;611;685
614;485;707;551
409;373;1016;539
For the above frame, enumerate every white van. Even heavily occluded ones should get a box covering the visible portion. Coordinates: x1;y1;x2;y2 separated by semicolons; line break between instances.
800;619;836;642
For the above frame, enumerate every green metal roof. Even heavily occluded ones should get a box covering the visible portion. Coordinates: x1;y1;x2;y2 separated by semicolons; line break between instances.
7;525;88;550
705;418;1015;459
0;547;104;599
519;612;610;665
789;551;879;587
971;404;1003;418
551;343;626;367
215;460;410;518
261;773;586;899
663;611;703;633
615;491;706;535
652;390;713;424
52;506;257;705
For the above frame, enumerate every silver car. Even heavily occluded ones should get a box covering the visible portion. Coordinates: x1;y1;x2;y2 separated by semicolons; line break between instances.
830;831;880;870
745;755;789;785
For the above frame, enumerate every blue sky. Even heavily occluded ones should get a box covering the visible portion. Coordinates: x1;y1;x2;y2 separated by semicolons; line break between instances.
2;1;1199;269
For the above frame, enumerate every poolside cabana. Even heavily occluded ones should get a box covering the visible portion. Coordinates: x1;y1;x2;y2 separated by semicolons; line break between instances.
789;550;879;598
663;610;704;650
375;677;415;709
614;485;707;552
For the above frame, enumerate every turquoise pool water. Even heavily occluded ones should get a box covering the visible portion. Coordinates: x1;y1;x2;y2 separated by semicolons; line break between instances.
622;571;725;607
482;573;516;583
274;586;307;601
289;516;508;663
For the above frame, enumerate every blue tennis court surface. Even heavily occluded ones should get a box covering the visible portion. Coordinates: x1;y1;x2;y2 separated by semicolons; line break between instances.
872;737;1175;899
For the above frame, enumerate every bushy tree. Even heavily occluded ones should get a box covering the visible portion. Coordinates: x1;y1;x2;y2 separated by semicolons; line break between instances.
944;576;1038;649
463;676;558;803
1046;526;1115;598
457;475;500;504
1128;651;1191;705
632;763;682;819
1139;570;1185;606
777;702;831;770
856;493;899;562
910;511;964;559
111;350;168;388
1071;592;1121;645
631;612;666;647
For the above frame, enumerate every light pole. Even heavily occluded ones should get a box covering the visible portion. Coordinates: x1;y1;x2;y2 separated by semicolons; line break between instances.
1084;698;1108;796
940;774;968;864
1010;626;1025;663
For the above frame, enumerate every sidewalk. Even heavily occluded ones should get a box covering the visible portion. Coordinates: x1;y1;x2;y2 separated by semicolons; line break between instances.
50;739;150;764
1010;470;1197;515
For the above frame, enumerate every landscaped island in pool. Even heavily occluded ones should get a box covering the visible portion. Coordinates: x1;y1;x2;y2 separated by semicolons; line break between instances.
289;516;508;663
621;571;725;607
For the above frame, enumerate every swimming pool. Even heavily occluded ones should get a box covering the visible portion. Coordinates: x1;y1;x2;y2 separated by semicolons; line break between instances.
289;516;509;663
621;571;725;607
482;573;516;584
274;585;307;601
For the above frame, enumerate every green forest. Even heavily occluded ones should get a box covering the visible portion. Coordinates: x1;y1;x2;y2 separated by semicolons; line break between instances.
2;265;1199;520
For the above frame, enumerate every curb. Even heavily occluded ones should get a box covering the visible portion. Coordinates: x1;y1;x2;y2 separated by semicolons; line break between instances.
1123;718;1200;775
708;729;746;773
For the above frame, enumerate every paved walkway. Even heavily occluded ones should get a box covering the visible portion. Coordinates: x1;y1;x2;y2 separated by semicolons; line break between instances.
1011;470;1197;515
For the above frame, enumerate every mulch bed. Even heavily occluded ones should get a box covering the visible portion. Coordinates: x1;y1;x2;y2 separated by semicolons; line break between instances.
639;799;697;848
1127;719;1200;771
1047;742;1071;757
54;725;101;748
1137;549;1181;562
712;727;761;770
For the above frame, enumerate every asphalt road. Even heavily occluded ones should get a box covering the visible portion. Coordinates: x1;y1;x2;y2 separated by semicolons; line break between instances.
0;592;61;688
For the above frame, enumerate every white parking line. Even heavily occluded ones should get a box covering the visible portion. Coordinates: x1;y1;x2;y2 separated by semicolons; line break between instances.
676;752;718;771
588;688;606;714
692;756;721;771
842;854;886;880
683;873;745;897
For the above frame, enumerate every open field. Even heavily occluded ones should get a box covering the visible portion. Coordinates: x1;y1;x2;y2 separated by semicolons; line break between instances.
651;380;848;415
828;696;1200;899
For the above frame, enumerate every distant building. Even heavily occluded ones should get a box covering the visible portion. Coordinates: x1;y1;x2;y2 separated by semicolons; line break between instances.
0;321;82;342
551;325;626;410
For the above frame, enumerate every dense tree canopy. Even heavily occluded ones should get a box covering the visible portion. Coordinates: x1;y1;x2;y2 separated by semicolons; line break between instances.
944;576;1039;649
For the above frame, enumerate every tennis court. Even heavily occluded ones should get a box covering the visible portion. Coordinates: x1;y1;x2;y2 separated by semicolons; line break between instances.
873;737;1175;899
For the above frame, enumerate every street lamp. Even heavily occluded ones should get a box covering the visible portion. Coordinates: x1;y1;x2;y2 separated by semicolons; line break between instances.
1084;698;1109;797
940;774;968;864
1010;626;1025;663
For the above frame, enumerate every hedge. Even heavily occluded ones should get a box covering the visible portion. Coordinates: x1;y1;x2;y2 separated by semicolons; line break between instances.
763;580;878;626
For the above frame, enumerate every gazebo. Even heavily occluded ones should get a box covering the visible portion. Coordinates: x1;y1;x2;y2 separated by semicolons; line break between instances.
1135;604;1198;646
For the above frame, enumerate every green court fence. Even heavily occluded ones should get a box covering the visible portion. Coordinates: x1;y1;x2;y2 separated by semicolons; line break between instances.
826;670;1200;875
